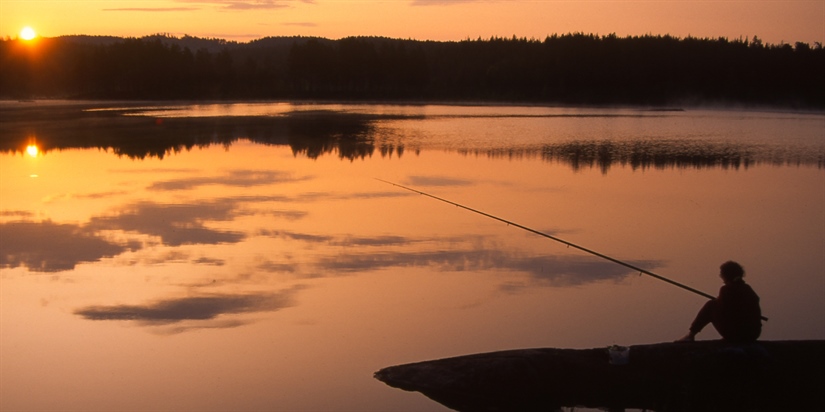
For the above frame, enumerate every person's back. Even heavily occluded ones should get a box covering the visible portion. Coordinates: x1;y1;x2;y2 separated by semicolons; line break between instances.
677;261;762;343
714;278;761;342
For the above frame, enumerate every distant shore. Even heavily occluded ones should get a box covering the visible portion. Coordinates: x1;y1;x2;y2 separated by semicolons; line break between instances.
2;34;823;109
2;98;823;116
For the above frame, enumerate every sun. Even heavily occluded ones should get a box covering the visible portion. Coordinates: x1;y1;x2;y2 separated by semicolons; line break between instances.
20;26;37;41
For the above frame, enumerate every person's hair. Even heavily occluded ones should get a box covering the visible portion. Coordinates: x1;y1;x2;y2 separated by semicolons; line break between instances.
720;261;745;281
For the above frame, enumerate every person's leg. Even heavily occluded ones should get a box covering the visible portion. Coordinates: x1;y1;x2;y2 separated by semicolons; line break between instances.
691;299;717;335
712;314;761;342
677;299;717;341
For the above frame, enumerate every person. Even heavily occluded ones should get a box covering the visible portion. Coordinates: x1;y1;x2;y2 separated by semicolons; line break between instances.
676;261;762;343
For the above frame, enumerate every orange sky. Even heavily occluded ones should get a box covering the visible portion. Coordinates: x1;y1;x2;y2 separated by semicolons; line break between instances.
1;0;823;45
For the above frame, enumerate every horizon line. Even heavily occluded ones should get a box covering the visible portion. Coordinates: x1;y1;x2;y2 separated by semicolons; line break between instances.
6;31;822;46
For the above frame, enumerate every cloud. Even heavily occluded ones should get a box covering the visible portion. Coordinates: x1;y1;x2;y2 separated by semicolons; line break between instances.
259;230;424;248
89;200;245;246
313;247;661;288
252;229;639;288
0;221;135;272
148;169;307;191
142;251;191;265
74;287;304;329
224;1;289;10
409;0;480;5
405;175;473;187
103;7;198;12
1;193;311;272
154;319;252;334
281;22;318;27
0;210;35;218
259;229;334;243
256;260;300;274
501;254;661;288
175;0;303;10
325;191;411;201
257;209;308;220
333;235;410;247
43;190;131;204
193;257;226;266
74;190;132;199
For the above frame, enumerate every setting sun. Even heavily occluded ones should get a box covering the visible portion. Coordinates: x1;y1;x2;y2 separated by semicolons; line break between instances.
20;26;36;40
26;144;39;157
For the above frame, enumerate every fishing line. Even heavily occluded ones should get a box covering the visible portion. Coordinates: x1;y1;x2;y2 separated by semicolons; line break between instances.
376;178;768;321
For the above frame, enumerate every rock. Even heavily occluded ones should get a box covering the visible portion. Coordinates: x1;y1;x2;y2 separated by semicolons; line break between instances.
375;340;825;411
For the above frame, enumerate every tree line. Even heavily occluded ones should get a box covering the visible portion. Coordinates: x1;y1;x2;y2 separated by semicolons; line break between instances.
1;33;822;108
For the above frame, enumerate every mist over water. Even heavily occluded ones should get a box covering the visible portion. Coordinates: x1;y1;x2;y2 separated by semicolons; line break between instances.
1;102;823;411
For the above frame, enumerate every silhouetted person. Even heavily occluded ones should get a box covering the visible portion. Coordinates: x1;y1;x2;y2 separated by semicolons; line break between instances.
677;261;762;343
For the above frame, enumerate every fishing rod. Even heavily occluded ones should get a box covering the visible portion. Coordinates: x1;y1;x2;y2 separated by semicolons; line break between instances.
377;178;768;321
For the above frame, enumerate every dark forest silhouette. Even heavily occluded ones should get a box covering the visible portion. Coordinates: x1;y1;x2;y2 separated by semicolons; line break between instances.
1;33;823;108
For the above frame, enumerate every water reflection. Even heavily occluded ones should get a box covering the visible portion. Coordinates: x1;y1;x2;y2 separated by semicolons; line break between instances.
147;169;307;191
89;200;246;246
284;110;379;160
2;102;823;411
310;248;659;289
534;139;815;172
74;286;305;334
2;103;822;169
2;214;650;286
0;220;137;272
552;140;768;171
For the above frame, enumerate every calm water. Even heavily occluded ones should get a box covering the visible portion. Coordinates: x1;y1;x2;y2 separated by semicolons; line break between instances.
1;102;823;411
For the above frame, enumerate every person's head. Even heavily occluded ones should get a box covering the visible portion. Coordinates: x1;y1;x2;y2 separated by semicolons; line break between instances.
720;261;745;283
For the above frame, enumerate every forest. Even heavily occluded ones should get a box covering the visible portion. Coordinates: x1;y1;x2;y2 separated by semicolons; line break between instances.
1;33;823;108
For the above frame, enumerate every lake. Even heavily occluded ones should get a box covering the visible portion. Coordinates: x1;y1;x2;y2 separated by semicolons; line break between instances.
1;101;823;411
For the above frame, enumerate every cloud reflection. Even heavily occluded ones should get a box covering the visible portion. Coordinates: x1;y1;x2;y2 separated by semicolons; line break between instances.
260;230;425;248
89;201;245;246
103;7;198;12
221;0;290;10
1;197;653;289
334;235;410;247
260;229;333;243
0;210;35;218
1;194;312;272
148;169;307;191
314;248;659;287
0;221;136;272
406;175;472;187
193;257;226;266
255;229;661;287
74;286;304;331
497;254;661;291
410;0;478;6
174;0;309;11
